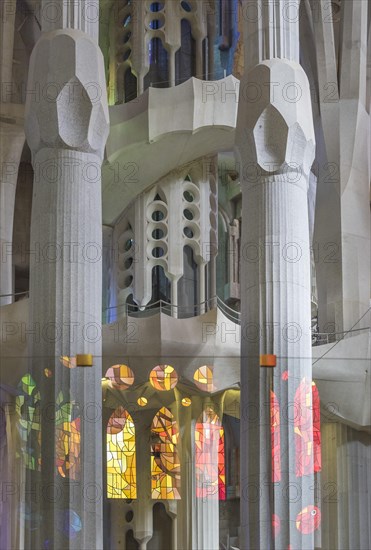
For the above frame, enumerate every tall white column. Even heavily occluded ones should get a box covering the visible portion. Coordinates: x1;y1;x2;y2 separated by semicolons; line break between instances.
236;1;316;548
24;1;109;547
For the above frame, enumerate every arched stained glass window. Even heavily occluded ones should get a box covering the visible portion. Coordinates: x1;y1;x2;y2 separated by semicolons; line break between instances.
294;379;322;477
15;374;41;471
55;391;80;480
270;390;281;482
151;407;181;499
195;407;226;500
107;407;137;498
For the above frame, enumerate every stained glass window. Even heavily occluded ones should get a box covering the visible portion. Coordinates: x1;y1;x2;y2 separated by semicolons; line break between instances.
151;407;181;499
193;366;214;392
149;365;178;391
55;392;80;480
294;378;321;477
15;374;41;471
195;407;226;500
105;365;135;390
107;407;137;499
270;391;281;482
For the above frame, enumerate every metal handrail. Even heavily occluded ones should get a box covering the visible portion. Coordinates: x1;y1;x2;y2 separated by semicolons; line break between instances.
0;290;29;298
312;327;370;346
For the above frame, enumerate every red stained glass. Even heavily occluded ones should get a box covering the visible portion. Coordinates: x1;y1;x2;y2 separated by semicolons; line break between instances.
312;383;322;473
294;379;322;477
195;407;226;500
270;391;281;482
296;505;321;534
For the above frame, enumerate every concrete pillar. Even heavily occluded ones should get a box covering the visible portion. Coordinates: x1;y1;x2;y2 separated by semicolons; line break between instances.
236;1;316;548
24;1;109;547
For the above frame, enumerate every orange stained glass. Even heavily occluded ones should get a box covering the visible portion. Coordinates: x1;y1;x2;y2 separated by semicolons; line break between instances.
55;391;80;480
60;356;76;369
193;365;214;392
149;365;178;391
105;364;135;390
195;407;226;500
151;407;181;499
16;374;41;471
107;407;137;499
294;378;321;477
270;390;281;482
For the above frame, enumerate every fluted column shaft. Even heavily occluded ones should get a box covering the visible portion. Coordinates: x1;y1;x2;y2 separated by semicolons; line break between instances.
24;11;109;548
237;1;316;547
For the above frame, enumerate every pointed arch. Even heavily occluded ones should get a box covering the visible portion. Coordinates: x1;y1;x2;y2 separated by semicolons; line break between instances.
195;407;226;500
151;407;181;499
107;407;137;498
15;374;41;471
55;391;80;480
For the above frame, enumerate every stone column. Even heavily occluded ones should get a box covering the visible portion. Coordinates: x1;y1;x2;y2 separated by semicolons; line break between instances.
24;2;109;547
236;1;316;548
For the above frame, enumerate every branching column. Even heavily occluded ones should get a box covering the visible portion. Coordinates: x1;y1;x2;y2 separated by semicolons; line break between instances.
236;1;316;548
24;1;109;547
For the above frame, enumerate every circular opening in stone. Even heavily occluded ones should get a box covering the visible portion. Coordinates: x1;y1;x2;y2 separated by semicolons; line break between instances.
152;210;165;221
123;48;131;61
123;14;131;27
152;247;165;258
183;209;194;221
123;31;131;43
181;1;192;12
183;190;194;202
150;2;164;11
125;511;134;522
124;257;133;269
152;228;164;240
183;227;194;238
125;238;134;252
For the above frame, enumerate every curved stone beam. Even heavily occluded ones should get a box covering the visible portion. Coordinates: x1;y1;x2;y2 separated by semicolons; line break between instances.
103;76;239;224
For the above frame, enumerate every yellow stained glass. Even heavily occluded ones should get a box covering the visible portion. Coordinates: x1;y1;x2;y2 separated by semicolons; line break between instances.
181;397;192;407
149;365;178;391
137;397;148;407
107;407;137;499
193;365;214;392
151;407;180;499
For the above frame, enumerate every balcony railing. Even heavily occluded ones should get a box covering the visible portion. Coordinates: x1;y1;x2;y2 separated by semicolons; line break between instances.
312;327;370;346
104;296;241;324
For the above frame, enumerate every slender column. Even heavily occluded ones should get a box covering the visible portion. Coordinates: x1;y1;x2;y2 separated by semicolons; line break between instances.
236;1;316;548
0;0;17;89
24;2;109;547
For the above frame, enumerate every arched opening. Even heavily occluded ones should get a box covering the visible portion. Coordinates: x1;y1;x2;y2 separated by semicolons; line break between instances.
178;245;198;317
144;37;169;89
107;407;137;498
124;67;138;102
175;19;196;85
147;503;172;549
